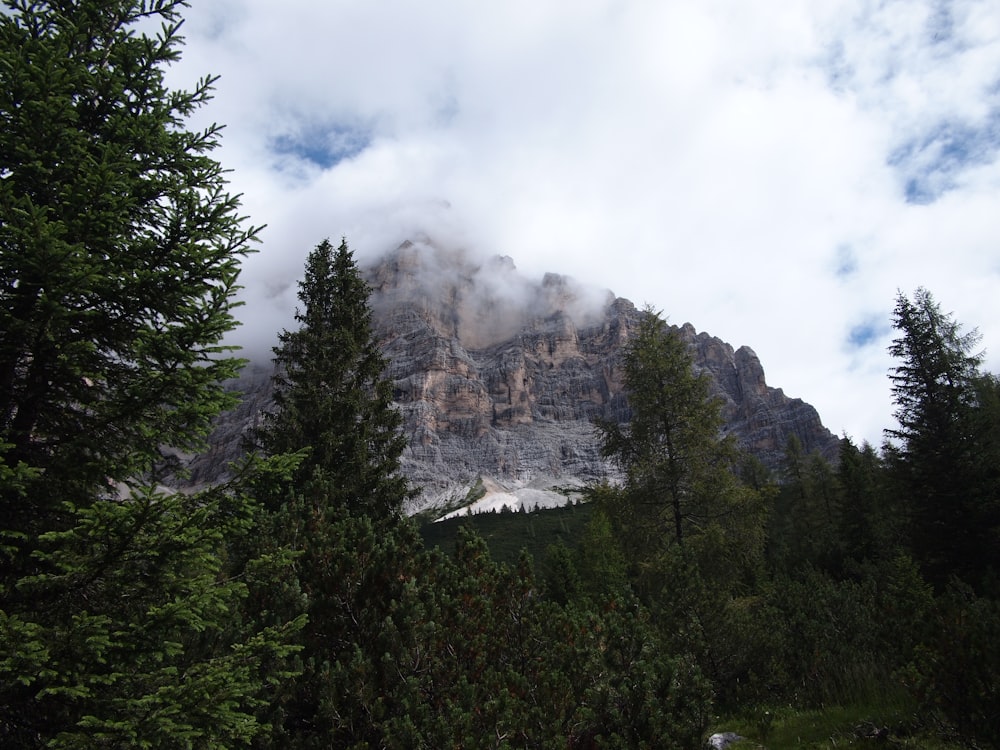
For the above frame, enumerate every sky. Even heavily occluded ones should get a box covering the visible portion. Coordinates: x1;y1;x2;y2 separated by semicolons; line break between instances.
165;0;1000;448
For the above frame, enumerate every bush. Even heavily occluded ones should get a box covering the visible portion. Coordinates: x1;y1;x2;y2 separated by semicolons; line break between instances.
904;581;1000;748
571;600;712;748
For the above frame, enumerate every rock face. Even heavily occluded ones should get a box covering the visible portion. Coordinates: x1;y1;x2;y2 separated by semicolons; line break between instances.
185;239;840;515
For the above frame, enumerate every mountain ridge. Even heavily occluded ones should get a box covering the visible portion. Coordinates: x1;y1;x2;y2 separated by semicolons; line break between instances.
183;239;840;517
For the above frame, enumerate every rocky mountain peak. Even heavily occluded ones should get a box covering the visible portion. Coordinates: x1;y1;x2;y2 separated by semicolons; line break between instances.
184;239;840;517
369;239;613;351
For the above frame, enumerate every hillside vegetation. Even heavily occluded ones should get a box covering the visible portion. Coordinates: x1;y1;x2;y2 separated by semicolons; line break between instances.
2;3;997;748
420;502;594;565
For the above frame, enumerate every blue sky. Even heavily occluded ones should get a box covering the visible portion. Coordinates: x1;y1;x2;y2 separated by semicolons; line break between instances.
167;0;1000;447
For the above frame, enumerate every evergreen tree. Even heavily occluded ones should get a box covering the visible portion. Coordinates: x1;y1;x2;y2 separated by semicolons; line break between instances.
258;238;412;520
0;1;297;745
252;238;419;747
1;476;302;747
597;309;722;547
0;0;258;530
886;288;996;587
769;435;842;574
971;374;1000;585
407;529;713;747
595;307;764;593
837;438;900;570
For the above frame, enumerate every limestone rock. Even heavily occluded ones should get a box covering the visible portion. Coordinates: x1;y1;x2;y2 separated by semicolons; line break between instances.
181;239;841;516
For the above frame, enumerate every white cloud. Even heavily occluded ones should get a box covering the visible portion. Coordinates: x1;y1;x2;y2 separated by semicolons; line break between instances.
167;0;1000;448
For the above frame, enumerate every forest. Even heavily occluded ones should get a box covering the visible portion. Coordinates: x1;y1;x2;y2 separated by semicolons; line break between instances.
2;2;998;748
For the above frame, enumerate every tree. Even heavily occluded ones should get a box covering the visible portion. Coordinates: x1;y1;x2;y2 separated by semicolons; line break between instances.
0;0;258;529
969;374;1000;584
906;581;1000;748
257;238;412;520
595;307;764;592
251;238;418;747
0;1;297;745
886;288;997;587
1;476;302;748
768;435;842;575
399;529;713;748
836;437;901;570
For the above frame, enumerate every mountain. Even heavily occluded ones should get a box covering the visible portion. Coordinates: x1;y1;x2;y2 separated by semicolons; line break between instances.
181;239;840;517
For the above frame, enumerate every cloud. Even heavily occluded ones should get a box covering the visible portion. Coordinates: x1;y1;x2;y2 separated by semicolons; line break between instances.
167;0;1000;448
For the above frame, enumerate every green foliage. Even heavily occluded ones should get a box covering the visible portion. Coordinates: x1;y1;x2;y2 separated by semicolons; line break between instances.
887;289;983;451
421;501;593;566
878;291;1000;746
542;538;583;606
731;290;1000;746
569;599;712;749
414;530;712;748
594;308;766;598
711;699;959;750
596;308;727;547
574;503;629;603
0;1;297;746
249;508;713;748
837;437;903;570
258;238;412;521
0;0;259;525
0;478;303;747
765;561;927;707
263;506;428;748
251;237;426;747
903;581;1000;748
886;288;998;589
767;437;847;576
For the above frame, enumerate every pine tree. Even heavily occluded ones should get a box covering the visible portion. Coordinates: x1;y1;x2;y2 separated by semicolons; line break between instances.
252;238;419;747
769;435;842;574
0;1;297;745
2;477;302;747
0;0;258;527
595;307;764;592
258;238;412;520
887;288;982;459
837;437;900;569
886;288;995;587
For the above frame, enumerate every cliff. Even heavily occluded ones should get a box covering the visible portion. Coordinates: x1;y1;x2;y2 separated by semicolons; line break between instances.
183;239;840;516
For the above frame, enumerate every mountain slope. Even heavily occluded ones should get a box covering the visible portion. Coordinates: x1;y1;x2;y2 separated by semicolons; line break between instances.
184;239;840;516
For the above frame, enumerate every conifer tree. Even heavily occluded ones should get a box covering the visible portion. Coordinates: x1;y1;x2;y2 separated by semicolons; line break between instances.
886;288;997;588
253;238;418;747
769;435;843;574
595;307;764;592
0;0;258;527
258;238;412;520
0;1;297;745
837;437;899;568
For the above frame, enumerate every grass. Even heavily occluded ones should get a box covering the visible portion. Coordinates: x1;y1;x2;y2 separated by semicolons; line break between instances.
708;665;965;749
709;701;962;749
419;501;594;566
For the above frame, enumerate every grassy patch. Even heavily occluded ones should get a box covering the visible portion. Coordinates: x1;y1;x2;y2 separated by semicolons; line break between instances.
709;701;961;749
419;501;594;566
